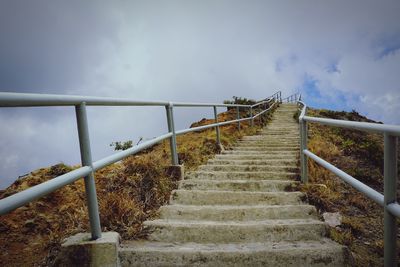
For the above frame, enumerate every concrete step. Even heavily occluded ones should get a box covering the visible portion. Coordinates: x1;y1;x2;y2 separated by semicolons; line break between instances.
207;159;297;166
238;140;299;144
235;144;300;148
144;219;326;243
244;134;299;137
265;124;298;127
262;131;298;134
256;136;298;139
234;146;300;153
259;131;298;135
261;126;300;131
222;149;298;154
257;130;297;132
273;114;297;117
237;141;300;146
261;127;297;129
170;190;304;205
238;138;299;143
239;138;299;142
120;239;348;267
272;118;296;121
186;171;298;180
159;204;317;221
238;139;298;143
269;122;297;125
180;179;297;192
268;123;297;125
198;164;298;172
214;154;298;160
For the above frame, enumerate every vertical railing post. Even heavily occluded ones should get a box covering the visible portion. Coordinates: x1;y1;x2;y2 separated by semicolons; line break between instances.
383;133;398;267
213;106;221;146
250;107;254;127
75;102;102;240
165;103;179;165
300;117;308;183
236;106;240;130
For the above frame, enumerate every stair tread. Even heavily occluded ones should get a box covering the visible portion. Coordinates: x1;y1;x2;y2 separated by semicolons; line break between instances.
121;238;344;252
181;179;296;183
145;218;324;226
161;203;314;209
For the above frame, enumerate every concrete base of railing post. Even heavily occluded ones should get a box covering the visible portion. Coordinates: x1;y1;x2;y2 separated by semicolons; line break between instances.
55;232;120;267
166;164;184;181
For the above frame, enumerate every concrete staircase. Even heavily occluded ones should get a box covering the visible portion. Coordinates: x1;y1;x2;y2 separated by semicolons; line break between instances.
119;104;349;266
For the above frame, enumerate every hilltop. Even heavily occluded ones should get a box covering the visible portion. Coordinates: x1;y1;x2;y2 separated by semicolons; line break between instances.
0;104;398;266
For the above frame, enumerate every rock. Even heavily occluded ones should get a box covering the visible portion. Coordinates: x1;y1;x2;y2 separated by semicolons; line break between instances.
323;212;342;227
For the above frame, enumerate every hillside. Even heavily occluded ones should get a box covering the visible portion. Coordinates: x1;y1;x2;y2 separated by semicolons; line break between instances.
0;106;271;266
302;108;400;266
0;105;398;266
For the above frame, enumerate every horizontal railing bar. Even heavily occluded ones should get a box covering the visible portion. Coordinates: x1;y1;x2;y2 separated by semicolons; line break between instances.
92;132;173;171
251;98;274;108
217;117;250;126
0;92;170;107
387;203;400;218
253;102;277;119
176;117;252;135
0;166;92;215
303;116;400;136
172;102;250;108
0;92;281;109
303;149;385;207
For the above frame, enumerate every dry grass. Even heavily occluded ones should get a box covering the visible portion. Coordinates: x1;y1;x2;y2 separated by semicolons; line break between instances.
0;106;275;266
300;108;400;267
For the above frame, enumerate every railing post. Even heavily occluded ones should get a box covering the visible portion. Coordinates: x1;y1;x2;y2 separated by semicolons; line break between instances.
165;103;179;165
383;133;398;267
250;107;254;127
75;102;102;240
300;118;308;183
236;106;240;130
213;106;221;146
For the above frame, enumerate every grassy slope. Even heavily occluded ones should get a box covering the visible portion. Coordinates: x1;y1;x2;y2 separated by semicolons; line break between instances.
0;107;273;266
301;108;400;267
2;105;398;266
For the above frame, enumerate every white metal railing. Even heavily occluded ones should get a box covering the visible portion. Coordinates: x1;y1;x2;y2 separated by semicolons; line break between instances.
297;98;399;267
0;91;281;240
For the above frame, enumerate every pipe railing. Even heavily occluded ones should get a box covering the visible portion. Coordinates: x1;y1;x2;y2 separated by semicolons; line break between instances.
0;91;281;240
297;99;399;267
282;92;301;103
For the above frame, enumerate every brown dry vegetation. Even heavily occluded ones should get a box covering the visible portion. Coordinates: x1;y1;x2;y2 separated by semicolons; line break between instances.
0;106;274;266
300;108;400;267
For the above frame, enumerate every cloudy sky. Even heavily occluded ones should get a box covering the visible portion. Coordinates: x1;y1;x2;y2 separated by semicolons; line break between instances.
0;0;399;188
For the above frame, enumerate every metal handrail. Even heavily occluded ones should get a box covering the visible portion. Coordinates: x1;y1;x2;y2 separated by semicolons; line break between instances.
0;91;280;240
297;99;399;266
282;92;301;103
